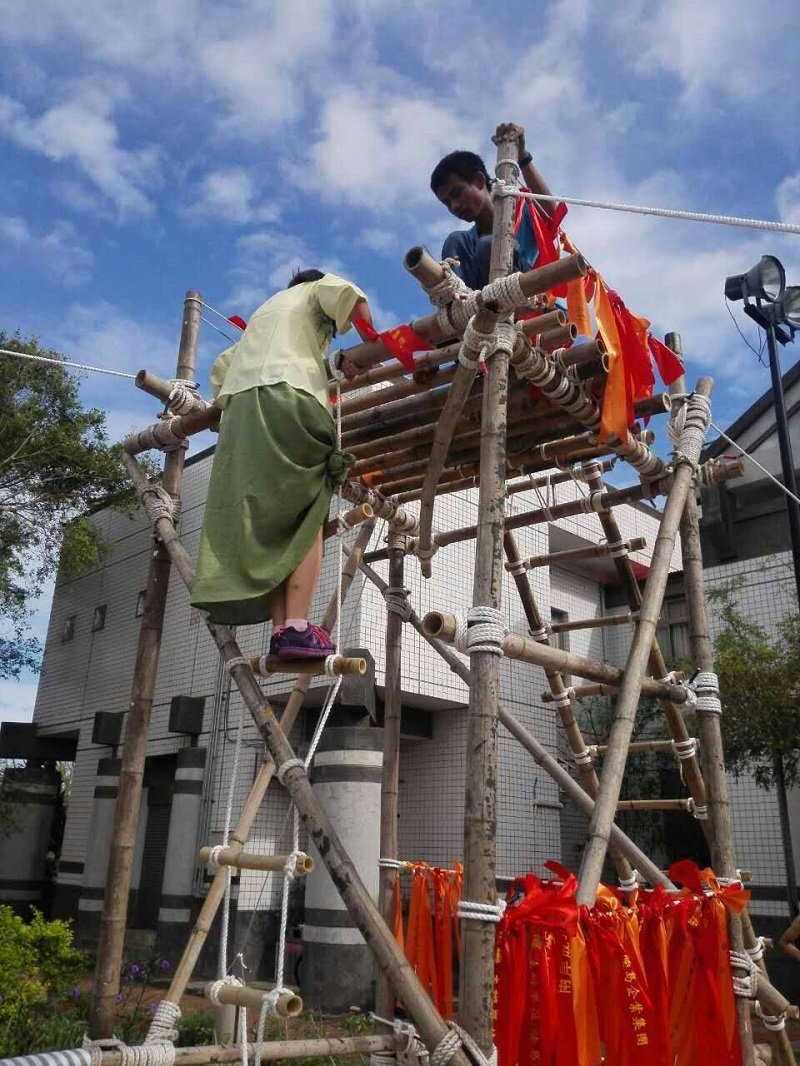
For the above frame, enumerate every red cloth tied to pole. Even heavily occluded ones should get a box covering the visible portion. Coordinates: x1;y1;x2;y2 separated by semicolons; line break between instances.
648;334;685;386
514;193;569;296
352;318;431;372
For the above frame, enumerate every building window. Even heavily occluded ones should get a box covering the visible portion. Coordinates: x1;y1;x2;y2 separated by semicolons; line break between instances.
92;605;107;632
135;590;147;618
551;608;570;684
62;615;76;642
657;597;689;663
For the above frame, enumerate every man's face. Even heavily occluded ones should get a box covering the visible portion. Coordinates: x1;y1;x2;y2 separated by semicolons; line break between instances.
435;173;491;223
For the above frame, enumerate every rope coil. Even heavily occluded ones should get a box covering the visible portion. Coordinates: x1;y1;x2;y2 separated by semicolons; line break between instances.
754;1002;786;1032
426;258;472;307
618;870;640;892
465;606;507;656
572;747;593;767
672;738;698;761
730;950;758;998
145;1000;181;1044
384;586;413;621
746;937;767;962
224;655;249;676
692;671;722;717
457;898;507;923
276;757;304;785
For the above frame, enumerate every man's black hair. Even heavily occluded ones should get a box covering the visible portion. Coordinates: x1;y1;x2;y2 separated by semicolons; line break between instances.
430;151;492;194
288;268;326;288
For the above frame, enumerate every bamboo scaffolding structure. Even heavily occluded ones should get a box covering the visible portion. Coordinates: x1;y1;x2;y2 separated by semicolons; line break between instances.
514;537;647;571
149;519;375;1021
422;612;692;703
578;457;709;826
589;739;698;756
375;536;406;1031
503;532;635;884
247;654;367;677
89;291;202;1039
542;682;619;702
204;982;303;1018
122;458;469;1065
678;429;794;1063
322;503;374;540
459;135;519;1053
576;380;714;905
353;551;671;888
549;611;639;634
197;848;314;873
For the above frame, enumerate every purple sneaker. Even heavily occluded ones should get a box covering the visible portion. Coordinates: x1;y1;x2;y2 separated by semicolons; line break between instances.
263;629;284;669
277;623;334;660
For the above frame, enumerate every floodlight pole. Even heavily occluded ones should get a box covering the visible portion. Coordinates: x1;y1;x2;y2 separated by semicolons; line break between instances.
745;304;800;918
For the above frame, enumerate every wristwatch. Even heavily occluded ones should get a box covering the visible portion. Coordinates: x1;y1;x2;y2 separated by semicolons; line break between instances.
519;152;533;167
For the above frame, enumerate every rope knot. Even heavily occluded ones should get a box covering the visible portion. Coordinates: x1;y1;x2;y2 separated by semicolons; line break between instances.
384;586;413;621
730;950;758;998
465;606;506;655
691;670;722;716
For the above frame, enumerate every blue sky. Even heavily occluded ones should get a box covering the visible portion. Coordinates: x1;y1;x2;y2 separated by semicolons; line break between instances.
2;0;800;723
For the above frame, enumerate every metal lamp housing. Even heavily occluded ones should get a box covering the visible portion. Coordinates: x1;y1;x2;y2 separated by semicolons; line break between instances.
724;255;786;304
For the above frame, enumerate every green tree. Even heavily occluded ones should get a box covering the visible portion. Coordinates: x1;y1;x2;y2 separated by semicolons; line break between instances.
0;331;131;679
711;586;800;788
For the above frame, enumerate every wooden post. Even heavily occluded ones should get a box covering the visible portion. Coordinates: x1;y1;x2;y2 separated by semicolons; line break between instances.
89;291;201;1038
375;536;407;1026
576;378;714;906
458;135;518;1054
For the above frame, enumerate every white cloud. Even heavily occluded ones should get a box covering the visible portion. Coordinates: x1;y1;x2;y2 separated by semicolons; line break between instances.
0;86;162;218
0;216;93;285
308;88;480;212
227;231;345;313
56;301;178;378
182;168;280;226
777;175;800;227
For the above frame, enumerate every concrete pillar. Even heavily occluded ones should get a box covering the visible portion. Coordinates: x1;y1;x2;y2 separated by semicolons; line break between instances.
301;726;383;1010
157;747;207;961
77;758;120;940
0;765;60;914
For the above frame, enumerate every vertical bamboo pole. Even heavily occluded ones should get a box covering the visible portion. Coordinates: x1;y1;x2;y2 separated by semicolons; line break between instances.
375;538;406;1026
90;291;202;1037
503;532;635;884
458;136;517;1053
576;378;713;905
679;469;761;1065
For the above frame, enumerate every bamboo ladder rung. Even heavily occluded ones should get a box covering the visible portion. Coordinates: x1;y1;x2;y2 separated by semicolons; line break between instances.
513;536;648;572
616;798;693;812
248;655;367;677
549;611;639;634
589;739;699;756
197;847;314;874
204;982;303;1018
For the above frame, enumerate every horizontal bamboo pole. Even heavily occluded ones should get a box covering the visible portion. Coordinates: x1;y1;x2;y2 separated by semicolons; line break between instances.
513;537;648;571
322;503;374;540
204;983;303;1017
340;364;458;417
338;342;460;394
550;611;638;634
558;337;607;367
248;654;367;677
542;683;618;702
590;739;697;756
616;798;692;812
198;847;314;873
526;321;578;352
67;1035;399;1066
422;611;691;703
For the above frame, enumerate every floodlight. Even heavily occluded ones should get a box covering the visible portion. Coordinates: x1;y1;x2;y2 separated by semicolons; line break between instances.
724;255;786;303
776;285;800;330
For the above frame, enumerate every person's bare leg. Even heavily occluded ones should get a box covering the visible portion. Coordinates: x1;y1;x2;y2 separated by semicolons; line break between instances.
267;582;287;628
285;530;323;621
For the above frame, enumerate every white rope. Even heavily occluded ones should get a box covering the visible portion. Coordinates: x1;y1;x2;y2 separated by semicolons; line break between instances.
457;898;507;923
224;655;249;676
219;683;246;979
276;757;304;785
618;870;640;892
687;798;708;820
426;258;472;307
730;950;759;998
755;1002;787;1032
550;688;575;707
746;936;767;963
572;747;593;767
378;857;407;870
431;1020;496;1066
145;1000;181;1044
692;670;722;717
708;418;800;508
465;605;506;655
167;383;200;416
528;623;550;642
458;316;496;371
672;738;698;761
506;187;800;236
384;585;413;621
118;1045;176;1066
0;346;137;379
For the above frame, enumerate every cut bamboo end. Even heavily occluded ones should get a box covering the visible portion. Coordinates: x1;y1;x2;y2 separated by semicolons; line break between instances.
204;982;303;1017
323;504;374;540
403;245;446;290
421;611;454;642
198;847;314;874
249;655;367;677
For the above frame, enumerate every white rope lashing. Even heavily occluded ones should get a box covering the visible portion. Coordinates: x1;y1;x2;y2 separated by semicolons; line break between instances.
457;898;507;923
730;950;759;998
618;870;640;892
691;671;722;717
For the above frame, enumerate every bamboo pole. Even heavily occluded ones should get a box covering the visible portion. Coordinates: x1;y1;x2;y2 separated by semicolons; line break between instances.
89;291;202;1039
248;654;367;676
616;798;692;812
120;466;469;1063
353;551;673;889
364;456;744;564
151;519;375;1019
590;739;696;756
375;536;407;1029
197;848;314;873
458;135;517;1054
415;303;504;577
204;982;302;1017
579;458;709;819
575;379;714;906
678;447;794;1063
503;533;635;885
549;611;639;633
514;537;647;570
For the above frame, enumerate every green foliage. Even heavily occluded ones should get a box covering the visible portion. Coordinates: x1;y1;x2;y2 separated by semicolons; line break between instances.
0;906;86;1055
176;1009;215;1047
0;330;132;679
711;586;800;789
